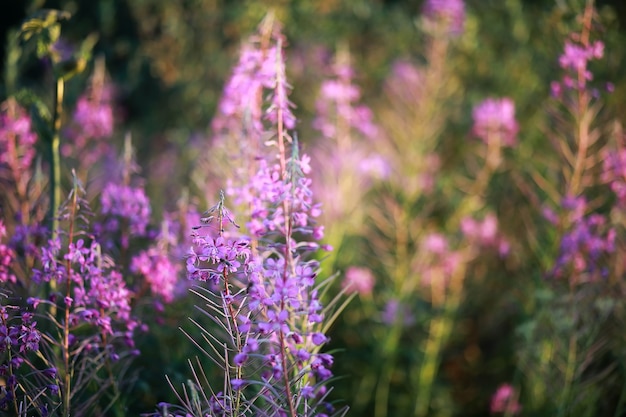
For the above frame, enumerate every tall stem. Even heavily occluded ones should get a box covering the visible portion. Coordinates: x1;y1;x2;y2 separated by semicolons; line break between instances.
50;77;64;239
62;185;77;417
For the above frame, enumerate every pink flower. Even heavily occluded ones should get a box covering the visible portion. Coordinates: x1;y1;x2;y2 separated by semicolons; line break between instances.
422;0;466;36
472;98;519;147
422;233;448;255
343;267;375;296
490;384;521;414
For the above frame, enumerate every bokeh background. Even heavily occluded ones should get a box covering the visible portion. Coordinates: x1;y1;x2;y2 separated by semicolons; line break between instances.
3;1;626;416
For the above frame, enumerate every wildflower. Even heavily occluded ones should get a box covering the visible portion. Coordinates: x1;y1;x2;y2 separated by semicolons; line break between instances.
422;0;466;36
550;197;615;282
602;148;626;208
552;38;605;93
131;249;180;303
62;61;115;165
343;266;375;296
490;384;521;415
100;182;152;241
472;98;519;147
461;213;510;256
381;299;415;326
0;99;38;187
0;221;16;284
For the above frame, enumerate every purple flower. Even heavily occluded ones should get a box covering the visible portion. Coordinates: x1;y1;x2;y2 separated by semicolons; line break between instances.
381;299;416;326
0;221;17;284
62;67;116;166
461;213;510;256
0;99;38;186
552;38;605;93
100;182;152;240
422;0;466;36
550;197;615;282
472;98;519;147
313;60;378;141
131;249;180;303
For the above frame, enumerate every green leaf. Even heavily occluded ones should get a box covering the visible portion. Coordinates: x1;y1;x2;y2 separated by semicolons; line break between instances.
20;9;71;42
55;33;99;81
13;89;52;143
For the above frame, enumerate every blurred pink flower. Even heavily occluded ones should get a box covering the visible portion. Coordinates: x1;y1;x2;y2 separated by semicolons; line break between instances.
472;98;519;147
552;38;604;93
343;266;375;296
0;100;38;179
461;213;509;257
422;0;466;36
422;233;448;255
490;384;521;415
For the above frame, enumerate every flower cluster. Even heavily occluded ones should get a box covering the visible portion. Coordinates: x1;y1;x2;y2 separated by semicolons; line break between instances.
490;384;521;415
311;51;384;225
0;301;54;412
212;23;295;143
132;246;179;305
461;213;510;257
0;99;38;185
422;0;466;36
550;197;615;282
0;221;17;284
342;266;375;296
62;64;115;166
417;233;464;289
33;237;138;347
472;98;519;147
171;17;340;416
99;182;152;246
602;147;626;208
312;59;378;141
551;38;604;95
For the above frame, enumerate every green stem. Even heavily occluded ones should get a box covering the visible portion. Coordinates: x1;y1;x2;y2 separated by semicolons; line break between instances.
413;263;465;417
50;77;64;239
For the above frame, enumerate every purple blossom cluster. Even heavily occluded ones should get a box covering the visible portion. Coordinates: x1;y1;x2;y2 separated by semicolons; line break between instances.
422;0;466;36
177;18;340;416
234;155;324;243
461;213;510;257
131;246;179;304
472;98;519;147
311;53;386;225
602;148;626;207
62;72;115;166
417;233;463;289
313;60;378;141
0;302;54;411
0;100;38;185
186;189;334;413
33;237;138;347
0;221;17;284
212;27;295;141
550;197;616;282
100;182;152;245
129;208;199;305
551;38;604;96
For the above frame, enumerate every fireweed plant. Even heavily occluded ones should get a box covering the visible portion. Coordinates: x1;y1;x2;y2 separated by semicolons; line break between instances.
514;2;626;415
157;14;349;417
326;1;515;416
0;10;196;415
